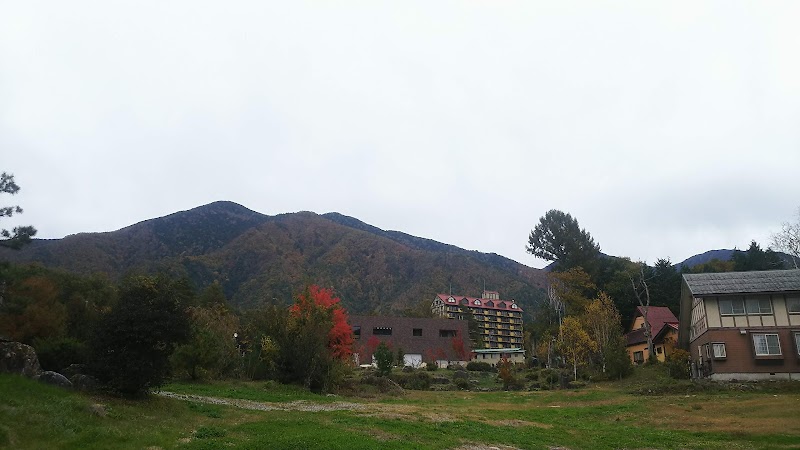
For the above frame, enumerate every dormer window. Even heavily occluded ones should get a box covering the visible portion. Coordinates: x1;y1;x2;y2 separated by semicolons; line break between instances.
485;301;494;307
474;300;481;306
511;304;517;309
447;297;456;303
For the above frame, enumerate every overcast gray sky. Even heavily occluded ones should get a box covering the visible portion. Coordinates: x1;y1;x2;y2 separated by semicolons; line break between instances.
2;1;798;269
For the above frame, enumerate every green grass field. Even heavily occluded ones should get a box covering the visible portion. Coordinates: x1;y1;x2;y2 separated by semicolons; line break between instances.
2;371;800;449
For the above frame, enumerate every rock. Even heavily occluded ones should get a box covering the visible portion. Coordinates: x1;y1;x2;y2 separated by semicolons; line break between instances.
38;371;73;388
62;364;87;379
0;341;43;378
70;373;98;392
88;403;107;417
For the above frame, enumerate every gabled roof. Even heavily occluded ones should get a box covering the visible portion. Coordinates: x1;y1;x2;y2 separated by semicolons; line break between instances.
625;306;678;347
683;269;800;296
434;294;523;312
626;322;677;346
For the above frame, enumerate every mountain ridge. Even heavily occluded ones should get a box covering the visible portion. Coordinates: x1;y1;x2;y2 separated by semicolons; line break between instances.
0;201;547;317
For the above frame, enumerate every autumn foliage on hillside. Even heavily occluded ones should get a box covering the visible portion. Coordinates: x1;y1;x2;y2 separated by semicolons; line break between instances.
289;285;353;361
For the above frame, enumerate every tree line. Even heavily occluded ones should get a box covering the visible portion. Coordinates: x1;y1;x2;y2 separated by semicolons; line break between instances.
0;261;354;396
523;208;800;380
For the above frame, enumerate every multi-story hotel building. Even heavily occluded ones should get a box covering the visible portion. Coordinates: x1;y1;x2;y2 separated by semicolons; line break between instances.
431;290;523;349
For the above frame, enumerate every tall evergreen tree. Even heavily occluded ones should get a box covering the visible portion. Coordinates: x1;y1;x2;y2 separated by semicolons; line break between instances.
526;209;601;273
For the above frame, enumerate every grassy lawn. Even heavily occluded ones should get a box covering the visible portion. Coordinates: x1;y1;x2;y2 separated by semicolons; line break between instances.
2;371;800;449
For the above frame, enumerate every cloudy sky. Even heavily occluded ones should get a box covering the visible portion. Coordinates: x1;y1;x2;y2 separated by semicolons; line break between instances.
2;1;798;268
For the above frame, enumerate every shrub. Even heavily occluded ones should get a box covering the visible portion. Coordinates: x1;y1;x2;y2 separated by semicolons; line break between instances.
466;361;493;372
391;371;431;390
33;336;86;372
452;370;469;381
374;342;393;377
454;378;471;390
426;362;438;371
666;348;691;379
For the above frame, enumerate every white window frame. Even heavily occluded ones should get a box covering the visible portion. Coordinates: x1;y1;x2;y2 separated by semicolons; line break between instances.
712;343;726;358
752;333;781;356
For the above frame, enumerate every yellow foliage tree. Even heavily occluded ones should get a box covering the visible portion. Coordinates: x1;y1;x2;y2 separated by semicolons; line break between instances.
558;316;596;381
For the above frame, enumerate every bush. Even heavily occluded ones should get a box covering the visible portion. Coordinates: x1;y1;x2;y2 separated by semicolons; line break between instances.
391;371;431;390
665;348;691;379
454;378;471;390
425;362;438;371
33;336;86;372
374;342;393;377
466;361;493;372
452;370;469;381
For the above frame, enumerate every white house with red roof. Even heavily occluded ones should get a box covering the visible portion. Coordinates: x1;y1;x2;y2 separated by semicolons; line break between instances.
431;290;524;351
624;306;679;364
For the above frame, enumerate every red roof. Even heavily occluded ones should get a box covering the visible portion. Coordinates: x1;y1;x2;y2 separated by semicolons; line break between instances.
435;293;523;312
625;306;678;346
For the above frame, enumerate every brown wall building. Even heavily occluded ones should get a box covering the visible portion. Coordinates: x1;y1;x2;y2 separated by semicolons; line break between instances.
349;315;470;367
679;269;800;381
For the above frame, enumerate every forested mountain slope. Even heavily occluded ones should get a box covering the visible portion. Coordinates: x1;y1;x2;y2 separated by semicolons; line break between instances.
0;201;547;316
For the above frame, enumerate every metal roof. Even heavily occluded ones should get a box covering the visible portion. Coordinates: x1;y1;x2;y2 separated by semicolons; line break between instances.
683;269;800;296
473;348;524;354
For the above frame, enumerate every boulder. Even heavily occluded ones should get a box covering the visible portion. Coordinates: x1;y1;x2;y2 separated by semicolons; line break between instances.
0;341;43;378
70;374;98;392
38;371;73;389
62;364;87;379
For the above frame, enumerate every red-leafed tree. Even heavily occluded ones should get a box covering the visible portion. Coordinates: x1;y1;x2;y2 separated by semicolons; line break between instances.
451;331;469;362
286;285;354;391
289;285;353;361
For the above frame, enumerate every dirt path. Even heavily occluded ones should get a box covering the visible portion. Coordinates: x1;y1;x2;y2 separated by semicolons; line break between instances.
156;390;370;412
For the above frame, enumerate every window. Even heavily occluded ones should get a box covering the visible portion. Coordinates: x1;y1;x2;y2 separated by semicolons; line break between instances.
795;332;800;356
413;328;422;337
373;327;392;336
719;298;745;315
439;329;457;338
633;351;644;364
656;346;663;355
753;333;781;356
788;298;800;314
712;343;726;358
353;326;361;339
746;298;772;315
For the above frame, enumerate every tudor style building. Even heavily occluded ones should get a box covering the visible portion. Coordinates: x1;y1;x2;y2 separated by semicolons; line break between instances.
431;291;523;349
679;269;800;380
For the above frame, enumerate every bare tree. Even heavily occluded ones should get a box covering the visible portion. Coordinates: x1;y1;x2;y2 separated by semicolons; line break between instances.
771;207;800;269
630;263;655;362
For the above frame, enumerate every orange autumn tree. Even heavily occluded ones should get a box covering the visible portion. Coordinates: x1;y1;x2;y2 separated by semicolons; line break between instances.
287;285;354;391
